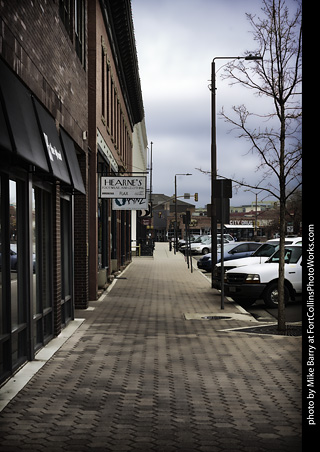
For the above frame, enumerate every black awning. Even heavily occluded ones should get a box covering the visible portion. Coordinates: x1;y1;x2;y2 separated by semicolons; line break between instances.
0;59;49;172
60;129;86;195
0;95;12;153
33;98;71;186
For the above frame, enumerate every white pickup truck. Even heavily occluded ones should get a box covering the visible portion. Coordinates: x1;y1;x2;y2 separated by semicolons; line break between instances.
223;245;302;308
212;237;302;290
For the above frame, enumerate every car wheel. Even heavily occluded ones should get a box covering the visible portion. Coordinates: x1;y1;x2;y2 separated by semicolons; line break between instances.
202;247;210;255
263;281;289;308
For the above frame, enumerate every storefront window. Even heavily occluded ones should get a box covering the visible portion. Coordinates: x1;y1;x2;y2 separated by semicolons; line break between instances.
32;186;53;348
9;179;27;366
1;175;54;383
98;198;109;270
97;158;110;272
10;180;19;329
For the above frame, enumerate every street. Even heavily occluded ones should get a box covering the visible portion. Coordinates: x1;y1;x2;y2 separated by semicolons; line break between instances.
245;298;302;322
193;256;302;323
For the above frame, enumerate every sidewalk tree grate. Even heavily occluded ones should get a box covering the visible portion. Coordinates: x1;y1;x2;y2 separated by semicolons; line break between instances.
221;323;302;337
238;324;302;336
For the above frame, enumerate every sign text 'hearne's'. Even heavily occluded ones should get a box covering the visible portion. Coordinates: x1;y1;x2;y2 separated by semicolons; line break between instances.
101;176;146;198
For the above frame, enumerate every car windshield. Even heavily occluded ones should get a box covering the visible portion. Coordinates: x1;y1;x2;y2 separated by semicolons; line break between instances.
252;243;278;257
193;236;210;243
224;243;239;252
252;239;301;258
267;246;302;264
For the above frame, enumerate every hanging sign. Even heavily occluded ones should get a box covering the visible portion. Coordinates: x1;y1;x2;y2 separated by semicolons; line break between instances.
101;176;146;198
112;198;148;210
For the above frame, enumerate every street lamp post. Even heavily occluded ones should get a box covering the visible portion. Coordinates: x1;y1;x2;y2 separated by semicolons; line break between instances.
174;173;192;254
210;55;262;287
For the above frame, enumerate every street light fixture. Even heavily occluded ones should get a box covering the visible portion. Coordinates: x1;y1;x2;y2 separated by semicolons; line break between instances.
210;54;262;287
245;188;265;236
174;173;192;254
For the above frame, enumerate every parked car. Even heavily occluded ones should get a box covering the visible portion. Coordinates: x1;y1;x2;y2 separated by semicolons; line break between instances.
197;241;261;272
0;246;18;270
190;238;212;255
222;234;236;242
224;245;302;308
178;234;201;248
0;245;36;272
180;235;211;254
212;237;302;289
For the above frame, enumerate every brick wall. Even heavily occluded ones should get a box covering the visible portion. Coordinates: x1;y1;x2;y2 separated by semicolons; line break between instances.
0;1;89;319
0;1;88;146
74;151;89;308
87;0;134;297
53;183;62;336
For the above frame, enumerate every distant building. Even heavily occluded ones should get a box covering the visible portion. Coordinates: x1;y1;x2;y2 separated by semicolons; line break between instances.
230;200;278;213
151;194;195;241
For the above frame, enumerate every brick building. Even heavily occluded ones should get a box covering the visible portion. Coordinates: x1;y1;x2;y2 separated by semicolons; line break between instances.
87;0;145;299
0;0;146;384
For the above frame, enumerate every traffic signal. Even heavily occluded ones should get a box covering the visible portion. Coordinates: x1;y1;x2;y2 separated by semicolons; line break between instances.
194;193;198;202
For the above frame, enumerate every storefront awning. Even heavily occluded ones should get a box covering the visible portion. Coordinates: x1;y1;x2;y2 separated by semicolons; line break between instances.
0;59;49;172
33;98;71;186
0;59;85;194
60;129;86;195
0;97;12;153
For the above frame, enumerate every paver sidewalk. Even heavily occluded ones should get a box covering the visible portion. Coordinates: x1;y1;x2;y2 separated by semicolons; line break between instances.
0;243;302;451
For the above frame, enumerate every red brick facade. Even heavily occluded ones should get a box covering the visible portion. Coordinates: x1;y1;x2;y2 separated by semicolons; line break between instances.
0;0;144;383
0;1;89;355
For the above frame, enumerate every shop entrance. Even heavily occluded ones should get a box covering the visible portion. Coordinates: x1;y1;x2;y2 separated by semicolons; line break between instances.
0;176;54;384
32;185;54;351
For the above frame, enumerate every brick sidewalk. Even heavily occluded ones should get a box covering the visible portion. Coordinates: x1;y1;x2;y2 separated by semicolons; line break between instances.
0;243;302;451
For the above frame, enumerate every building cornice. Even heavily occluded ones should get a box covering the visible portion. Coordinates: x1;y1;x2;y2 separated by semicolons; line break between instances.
100;0;144;127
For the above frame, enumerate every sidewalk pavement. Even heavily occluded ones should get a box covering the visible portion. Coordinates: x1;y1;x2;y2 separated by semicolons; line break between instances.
0;242;302;451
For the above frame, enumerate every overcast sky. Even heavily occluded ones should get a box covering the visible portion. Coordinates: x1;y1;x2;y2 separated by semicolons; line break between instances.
131;0;290;208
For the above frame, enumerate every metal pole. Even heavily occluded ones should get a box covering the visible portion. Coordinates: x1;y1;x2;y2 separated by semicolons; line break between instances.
189;227;193;273
210;55;262;288
220;182;225;309
174;173;191;255
210;59;217;287
255;193;257;236
150;142;153;220
174;175;177;254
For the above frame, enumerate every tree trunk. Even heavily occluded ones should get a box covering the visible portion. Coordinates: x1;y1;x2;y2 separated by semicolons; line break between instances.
277;103;286;332
278;196;286;331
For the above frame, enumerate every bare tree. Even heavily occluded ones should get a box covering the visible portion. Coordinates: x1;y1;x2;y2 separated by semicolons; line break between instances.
219;0;302;331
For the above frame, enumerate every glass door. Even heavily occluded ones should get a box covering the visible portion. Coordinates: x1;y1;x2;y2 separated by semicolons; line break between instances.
1;177;28;382
32;186;53;350
9;179;28;368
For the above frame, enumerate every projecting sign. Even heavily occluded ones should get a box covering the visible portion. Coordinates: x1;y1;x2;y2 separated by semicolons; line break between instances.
112;198;149;210
101;176;146;198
